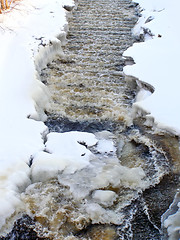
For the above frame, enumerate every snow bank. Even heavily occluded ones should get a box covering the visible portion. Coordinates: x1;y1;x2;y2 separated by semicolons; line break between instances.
0;0;74;231
123;0;180;136
123;0;180;237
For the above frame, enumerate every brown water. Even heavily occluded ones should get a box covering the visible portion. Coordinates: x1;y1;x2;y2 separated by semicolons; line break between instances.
42;0;140;125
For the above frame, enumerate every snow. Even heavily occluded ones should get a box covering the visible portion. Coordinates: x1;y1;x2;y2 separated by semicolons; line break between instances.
0;0;179;234
123;1;180;236
96;139;115;154
32;131;98;182
0;0;73;231
123;0;180;135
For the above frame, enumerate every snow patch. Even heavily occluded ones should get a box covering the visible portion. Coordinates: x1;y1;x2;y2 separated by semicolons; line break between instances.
32;131;98;182
123;0;180;136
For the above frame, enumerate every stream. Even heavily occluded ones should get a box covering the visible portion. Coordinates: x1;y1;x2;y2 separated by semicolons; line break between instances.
1;0;180;239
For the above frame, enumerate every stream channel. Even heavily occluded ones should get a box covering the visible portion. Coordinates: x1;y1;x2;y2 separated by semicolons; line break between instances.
1;0;180;239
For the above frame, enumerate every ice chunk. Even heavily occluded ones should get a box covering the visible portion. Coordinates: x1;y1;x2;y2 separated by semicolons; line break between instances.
93;163;147;189
85;203;121;224
92;190;117;206
135;89;152;102
162;192;180;240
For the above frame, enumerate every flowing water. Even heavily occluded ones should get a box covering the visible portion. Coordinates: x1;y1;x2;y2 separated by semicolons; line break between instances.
43;0;140;126
1;0;180;239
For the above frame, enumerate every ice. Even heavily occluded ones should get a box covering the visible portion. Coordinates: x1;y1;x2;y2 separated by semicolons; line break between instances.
92;190;117;206
93;163;146;190
62;0;75;8
164;210;180;240
0;161;31;230
22;130;154;229
124;0;180;234
0;190;21;228
162;192;180;240
135;89;152;102
85;203;121;225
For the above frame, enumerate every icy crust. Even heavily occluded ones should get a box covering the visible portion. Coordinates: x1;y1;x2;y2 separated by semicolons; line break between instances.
21;129;170;236
0;0;74;232
162;192;180;240
31;131;147;191
123;0;180;136
1;129;154;235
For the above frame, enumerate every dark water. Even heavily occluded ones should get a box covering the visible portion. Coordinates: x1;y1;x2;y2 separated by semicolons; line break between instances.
1;0;180;239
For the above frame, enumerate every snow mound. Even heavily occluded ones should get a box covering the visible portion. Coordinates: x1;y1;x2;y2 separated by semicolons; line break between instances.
0;0;74;232
32;131;98;181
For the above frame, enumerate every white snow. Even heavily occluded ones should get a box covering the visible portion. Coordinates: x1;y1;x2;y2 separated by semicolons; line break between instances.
96;139;116;154
32;131;98;181
0;0;74;231
124;0;180;135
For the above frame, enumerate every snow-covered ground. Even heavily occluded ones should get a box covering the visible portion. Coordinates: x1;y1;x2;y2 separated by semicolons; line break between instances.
0;0;73;230
124;0;180;136
0;0;179;237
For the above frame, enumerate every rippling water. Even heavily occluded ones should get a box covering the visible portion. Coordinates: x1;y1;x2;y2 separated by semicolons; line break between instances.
1;0;180;239
42;0;139;124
